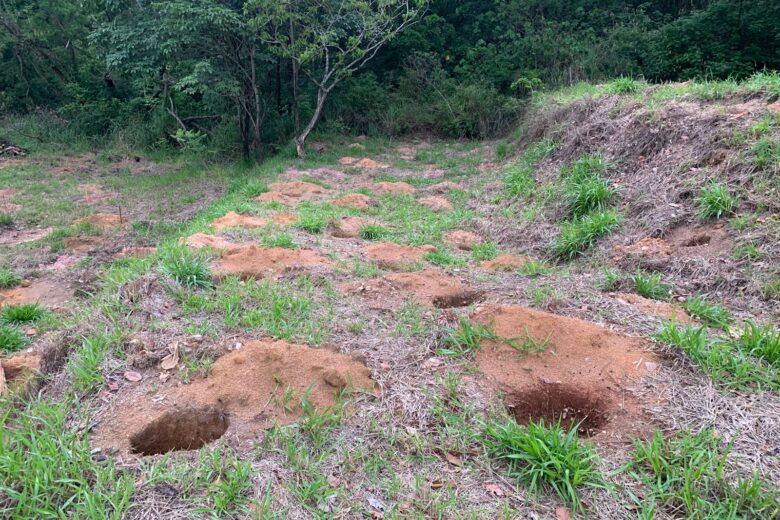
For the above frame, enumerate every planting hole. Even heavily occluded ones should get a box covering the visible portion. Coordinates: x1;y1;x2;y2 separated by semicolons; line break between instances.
506;384;609;437
432;290;483;309
681;234;711;247
130;406;228;455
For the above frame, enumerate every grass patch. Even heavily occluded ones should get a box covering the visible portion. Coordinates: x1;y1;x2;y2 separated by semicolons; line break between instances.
633;270;672;300
262;233;297;249
471;241;498;261
0;324;27;353
437;317;496;358
358;224;391;241
627;429;780;519
0;267;21;289
606;76;641;94
159;246;212;288
598;267;622;291
425;249;466;268
0;213;12;226
752;137;780;170
734;321;780;366
517;259;549;277
681;294;732;330
1;303;48;324
697;182;736;220
553;210;621;260
67;333;118;394
562;153;616;218
504;139;557;197
483;418;604;512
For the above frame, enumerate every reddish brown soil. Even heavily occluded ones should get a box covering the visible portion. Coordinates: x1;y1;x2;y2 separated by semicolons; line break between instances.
418;196;453;212
341;269;481;310
614;293;693;323
63;236;104;253
0;279;71;309
372;182;417;195
270;213;298;226
77;183;118;204
114;246;157;259
425;181;463;194
1;353;41;394
42;254;81;270
182;233;234;252
444;230;481;251
614;223;732;267
255;181;329;206
472;304;657;440
333;193;374;211
212;211;269;230
479;254;529;272
328;216;377;239
364;242;436;270
94;340;375;455
213;245;330;280
339;157;389;169
0;227;51;246
76;213;126;230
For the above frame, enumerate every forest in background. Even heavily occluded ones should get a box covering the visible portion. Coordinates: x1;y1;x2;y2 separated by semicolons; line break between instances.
2;0;779;157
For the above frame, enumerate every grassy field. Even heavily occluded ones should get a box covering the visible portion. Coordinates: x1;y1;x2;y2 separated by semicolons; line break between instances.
2;77;780;519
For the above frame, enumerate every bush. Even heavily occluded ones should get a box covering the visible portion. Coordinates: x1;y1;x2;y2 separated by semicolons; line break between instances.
697;182;736;219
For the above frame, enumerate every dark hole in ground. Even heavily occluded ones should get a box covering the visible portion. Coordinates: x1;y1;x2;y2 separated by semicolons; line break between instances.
677;190;694;201
130;406;228;456
432;290;483;309
506;384;609;437
681;234;711;247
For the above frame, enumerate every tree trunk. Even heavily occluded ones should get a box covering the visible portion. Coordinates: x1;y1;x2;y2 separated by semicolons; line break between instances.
294;86;327;159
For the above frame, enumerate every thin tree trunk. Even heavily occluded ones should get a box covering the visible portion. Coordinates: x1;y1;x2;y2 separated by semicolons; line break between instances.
294;86;327;159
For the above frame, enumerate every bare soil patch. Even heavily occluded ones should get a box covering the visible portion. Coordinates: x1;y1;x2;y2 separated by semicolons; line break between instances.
212;211;270;230
213;245;330;280
0;227;51;246
0;353;41;395
182;233;234;252
76;213;126;230
472;304;657;440
614;222;732;268
328;216;377;239
95;340;374;455
479;253;529;272
339;157;389;169
444;230;481;250
614;293;693;323
363;242;435;270
0;279;71;309
63;236;105;253
417;196;453;212
372;182;417;195
425;181;463;194
333;193;374;211
341;269;481;309
255;181;329;206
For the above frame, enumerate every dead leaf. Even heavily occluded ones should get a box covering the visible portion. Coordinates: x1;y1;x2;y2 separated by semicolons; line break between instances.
159;371;170;382
107;382;119;391
124;371;143;382
25;328;37;337
556;506;571;520
160;342;180;371
327;475;340;488
430;479;445;489
484;483;504;496
445;452;463;467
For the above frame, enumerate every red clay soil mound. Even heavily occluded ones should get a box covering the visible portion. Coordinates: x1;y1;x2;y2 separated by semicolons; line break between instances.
0;353;41;395
614;223;732;267
328;216;377;239
472;304;657;439
0;227;51;246
255;181;329;206
76;213;126;230
0;280;71;309
95;340;375;455
339;157;389;169
364;242;435;270
418;196;453;212
341;269;482;310
444;230;481;251
614;293;693;323
372;182;417;195
333;193;374;211
425;181;463;194
63;236;104;253
182;233;234;252
213;245;330;280
212;211;269;230
479;254;529;272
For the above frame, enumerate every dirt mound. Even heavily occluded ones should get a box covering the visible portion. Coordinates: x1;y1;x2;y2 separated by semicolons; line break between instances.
339;157;389;169
96;340;374;454
364;242;435;270
76;213;125;230
0;227;51;246
0;353;41;395
614;223;732;268
114;246;157;259
372;182;417;195
285;167;348;182
182;233;233;252
256;181;328;206
270;213;298;226
479;254;529;272
63;236;104;253
212;211;269;230
444;230;481;251
472;304;656;439
328;216;376;239
615;293;693;323
77;184;117;204
418;196;453;212
41;254;80;270
425;181;463;194
213;245;329;280
333;193;374;211
342;269;482;309
0;280;71;309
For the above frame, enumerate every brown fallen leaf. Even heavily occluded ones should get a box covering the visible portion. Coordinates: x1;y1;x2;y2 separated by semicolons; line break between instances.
445;452;463;467
160;342;180;371
124;371;143;382
556;506;571;520
484;483;504;496
107;382;119;392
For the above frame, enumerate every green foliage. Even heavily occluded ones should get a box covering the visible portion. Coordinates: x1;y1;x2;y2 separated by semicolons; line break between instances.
697;182;736;219
437;318;497;358
752;137;780;170
682;295;732;330
67;334;114;394
553;210;622;260
0;214;12;226
606;77;641;94
359;224;391;241
734;321;780;366
471;241;498;261
1;303;47;324
562;153;616;218
294;216;326;234
598;267;622;292
262;233;297;249
633;271;672;300
628;430;780;519
159;246;212;288
425;249;466;268
0;267;21;289
0;325;27;353
483;418;604;512
504;140;557;197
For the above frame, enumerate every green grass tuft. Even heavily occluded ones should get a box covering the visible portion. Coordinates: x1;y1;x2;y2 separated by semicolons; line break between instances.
504;140;557;197
437;317;496;358
562;153;617;217
159;246;212;288
606;76;641;94
358;224;391;241
483;418;604;512
1;303;48;324
425;249;466;268
471;241;498;261
633;270;672;300
294;216;326;234
262;233;297;249
0;324;28;353
734;321;780;366
553;210;621;260
752;137;780;170
681;294;732;330
0;267;21;289
696;182;736;220
0;213;12;226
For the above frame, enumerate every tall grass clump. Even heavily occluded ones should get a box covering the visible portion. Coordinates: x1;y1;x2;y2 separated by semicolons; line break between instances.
607;77;641;94
0;267;21;289
553;210;621;260
504;139;557;197
696;182;736;219
562;155;617;218
159;246;212;288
